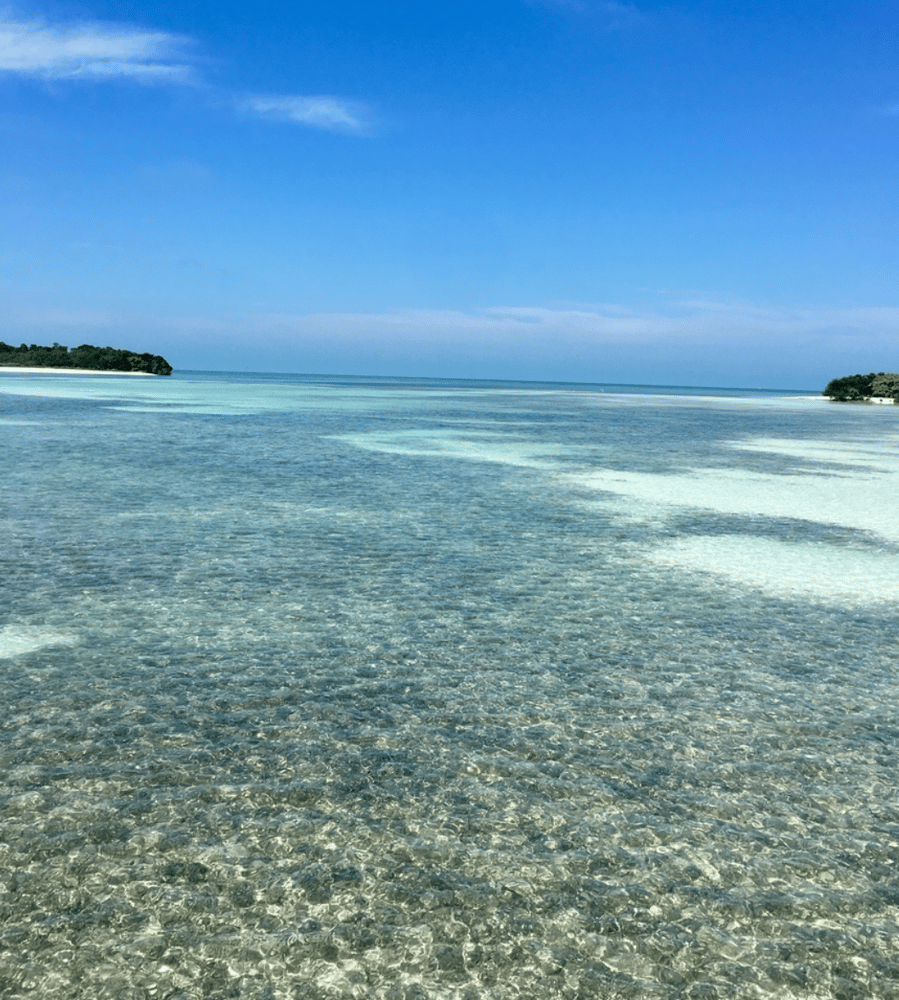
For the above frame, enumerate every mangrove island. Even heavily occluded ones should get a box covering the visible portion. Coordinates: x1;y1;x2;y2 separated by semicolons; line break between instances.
0;342;173;375
823;371;899;402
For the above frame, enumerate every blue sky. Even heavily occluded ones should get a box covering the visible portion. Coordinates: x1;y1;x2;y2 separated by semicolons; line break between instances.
1;1;897;387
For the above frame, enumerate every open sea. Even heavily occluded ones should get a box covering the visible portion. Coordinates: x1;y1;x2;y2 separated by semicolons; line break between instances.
2;369;898;1000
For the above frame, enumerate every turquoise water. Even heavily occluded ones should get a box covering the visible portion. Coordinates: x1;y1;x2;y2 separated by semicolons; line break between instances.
2;370;898;999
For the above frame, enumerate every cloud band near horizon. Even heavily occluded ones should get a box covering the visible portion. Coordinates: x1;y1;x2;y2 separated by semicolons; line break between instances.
4;298;897;346
2;298;894;387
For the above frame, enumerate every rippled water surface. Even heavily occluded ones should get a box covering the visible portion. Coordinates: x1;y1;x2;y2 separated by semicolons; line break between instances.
2;371;898;999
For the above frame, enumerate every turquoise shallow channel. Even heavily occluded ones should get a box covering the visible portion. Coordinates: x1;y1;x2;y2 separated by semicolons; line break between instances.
1;369;898;1000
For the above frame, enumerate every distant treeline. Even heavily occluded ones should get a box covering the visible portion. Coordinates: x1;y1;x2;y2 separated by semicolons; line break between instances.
823;372;899;401
0;342;172;375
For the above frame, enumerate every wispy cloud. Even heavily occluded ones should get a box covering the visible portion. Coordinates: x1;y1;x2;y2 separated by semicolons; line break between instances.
258;300;899;347
12;298;896;348
596;2;649;29
0;15;374;134
529;0;591;11
239;94;372;134
0;16;194;83
526;0;648;28
0;15;373;133
876;102;899;116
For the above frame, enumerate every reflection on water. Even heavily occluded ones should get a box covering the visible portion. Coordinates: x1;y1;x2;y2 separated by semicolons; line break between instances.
1;373;898;999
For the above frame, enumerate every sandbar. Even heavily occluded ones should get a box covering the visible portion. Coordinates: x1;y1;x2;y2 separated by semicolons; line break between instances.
0;366;158;376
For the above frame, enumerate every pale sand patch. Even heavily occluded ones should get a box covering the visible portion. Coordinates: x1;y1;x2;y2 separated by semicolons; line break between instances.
730;437;899;472
0;626;77;659
647;536;899;605
0;366;158;376
567;438;899;545
567;434;899;605
335;428;572;467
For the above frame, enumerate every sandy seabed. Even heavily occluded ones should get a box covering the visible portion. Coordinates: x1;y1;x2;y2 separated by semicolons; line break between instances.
3;373;899;1000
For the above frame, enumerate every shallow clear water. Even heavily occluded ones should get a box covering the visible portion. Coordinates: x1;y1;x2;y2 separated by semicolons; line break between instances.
2;371;898;999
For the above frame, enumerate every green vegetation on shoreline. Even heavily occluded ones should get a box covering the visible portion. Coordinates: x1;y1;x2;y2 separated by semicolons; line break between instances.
823;371;899;402
0;341;172;375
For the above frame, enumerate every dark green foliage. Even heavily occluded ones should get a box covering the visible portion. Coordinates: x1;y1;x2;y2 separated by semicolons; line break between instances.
823;373;875;400
871;372;899;398
823;372;899;401
0;341;172;375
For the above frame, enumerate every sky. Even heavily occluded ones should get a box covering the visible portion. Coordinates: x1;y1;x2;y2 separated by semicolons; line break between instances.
1;1;898;388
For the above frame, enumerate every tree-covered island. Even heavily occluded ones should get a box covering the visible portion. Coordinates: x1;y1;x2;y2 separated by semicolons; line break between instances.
0;342;172;375
823;372;899;402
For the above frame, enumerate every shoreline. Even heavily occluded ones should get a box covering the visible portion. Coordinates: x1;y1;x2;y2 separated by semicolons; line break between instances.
0;366;159;376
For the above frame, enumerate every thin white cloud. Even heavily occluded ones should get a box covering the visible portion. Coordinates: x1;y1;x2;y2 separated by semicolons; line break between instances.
255;301;899;348
530;0;590;11
597;1;649;28
239;94;372;134
0;16;194;83
526;0;648;28
0;16;373;133
876;102;899;116
8;299;899;346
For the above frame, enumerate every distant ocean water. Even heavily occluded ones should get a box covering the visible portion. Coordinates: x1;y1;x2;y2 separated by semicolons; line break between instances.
2;369;898;1000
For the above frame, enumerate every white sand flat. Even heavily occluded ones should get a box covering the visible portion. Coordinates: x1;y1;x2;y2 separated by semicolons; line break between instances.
0;626;77;658
0;366;158;375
